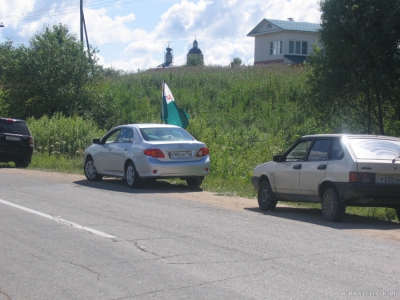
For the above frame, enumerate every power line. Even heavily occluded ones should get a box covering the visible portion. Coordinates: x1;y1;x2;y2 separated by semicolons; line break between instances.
1;0;145;24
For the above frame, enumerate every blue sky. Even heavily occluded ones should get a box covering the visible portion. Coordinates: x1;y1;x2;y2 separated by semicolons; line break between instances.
0;0;321;71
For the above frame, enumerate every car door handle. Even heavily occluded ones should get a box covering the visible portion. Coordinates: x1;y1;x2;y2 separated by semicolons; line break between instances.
124;148;128;151
317;164;327;170
293;164;301;170
108;148;112;151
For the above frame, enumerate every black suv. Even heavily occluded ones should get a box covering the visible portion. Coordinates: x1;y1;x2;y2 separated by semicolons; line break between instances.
0;118;34;168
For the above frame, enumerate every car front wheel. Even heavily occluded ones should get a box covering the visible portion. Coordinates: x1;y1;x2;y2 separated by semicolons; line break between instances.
84;158;103;181
258;180;278;211
125;162;140;188
321;187;345;222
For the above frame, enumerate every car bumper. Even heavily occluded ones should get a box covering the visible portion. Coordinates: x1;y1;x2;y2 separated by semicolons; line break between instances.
0;147;33;163
138;156;211;178
333;182;400;206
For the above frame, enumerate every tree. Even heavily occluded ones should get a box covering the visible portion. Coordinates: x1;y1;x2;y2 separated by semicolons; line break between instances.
231;57;242;67
309;0;400;135
0;24;100;119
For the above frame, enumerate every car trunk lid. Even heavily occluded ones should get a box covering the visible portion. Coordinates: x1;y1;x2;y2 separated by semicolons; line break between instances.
145;141;208;162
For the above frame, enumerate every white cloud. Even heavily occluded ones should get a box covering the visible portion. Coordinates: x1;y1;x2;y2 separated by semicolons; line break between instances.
106;54;160;72
84;9;136;45
0;0;35;22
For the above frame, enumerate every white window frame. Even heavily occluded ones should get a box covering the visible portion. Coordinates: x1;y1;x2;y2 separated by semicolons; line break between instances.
289;40;308;55
270;40;282;56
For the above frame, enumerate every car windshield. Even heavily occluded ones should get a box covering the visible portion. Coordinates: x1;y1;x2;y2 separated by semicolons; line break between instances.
140;127;195;141
347;138;400;160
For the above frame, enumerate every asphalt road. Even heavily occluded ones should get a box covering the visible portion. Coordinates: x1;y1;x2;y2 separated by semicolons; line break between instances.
0;169;399;300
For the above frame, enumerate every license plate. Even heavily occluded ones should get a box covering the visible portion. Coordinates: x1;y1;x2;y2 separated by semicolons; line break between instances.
378;176;400;183
169;151;192;158
6;136;21;141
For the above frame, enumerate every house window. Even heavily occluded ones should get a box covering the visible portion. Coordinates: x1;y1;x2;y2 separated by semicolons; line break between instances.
267;24;272;29
289;40;308;55
270;40;282;55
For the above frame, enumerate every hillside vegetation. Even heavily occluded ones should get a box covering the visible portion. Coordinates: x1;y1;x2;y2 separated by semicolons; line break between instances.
18;65;398;222
25;65;348;194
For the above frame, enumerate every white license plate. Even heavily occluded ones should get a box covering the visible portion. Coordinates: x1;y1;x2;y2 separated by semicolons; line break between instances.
170;151;192;158
378;176;400;183
6;136;21;141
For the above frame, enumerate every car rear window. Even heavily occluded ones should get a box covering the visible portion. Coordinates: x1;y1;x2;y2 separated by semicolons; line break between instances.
0;120;30;135
140;127;195;141
347;138;400;160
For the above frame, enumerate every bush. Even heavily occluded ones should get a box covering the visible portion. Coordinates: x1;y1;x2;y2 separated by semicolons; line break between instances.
27;113;105;157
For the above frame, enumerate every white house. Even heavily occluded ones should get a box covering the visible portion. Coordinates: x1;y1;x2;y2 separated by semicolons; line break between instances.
247;18;321;65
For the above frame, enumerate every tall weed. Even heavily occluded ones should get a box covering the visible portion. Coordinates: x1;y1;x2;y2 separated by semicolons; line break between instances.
27;113;105;157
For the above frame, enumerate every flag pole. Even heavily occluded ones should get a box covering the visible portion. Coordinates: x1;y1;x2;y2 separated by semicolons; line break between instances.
161;79;165;123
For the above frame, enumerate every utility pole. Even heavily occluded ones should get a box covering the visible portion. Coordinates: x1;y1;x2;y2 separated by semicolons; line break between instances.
80;0;83;42
80;1;93;73
79;0;90;52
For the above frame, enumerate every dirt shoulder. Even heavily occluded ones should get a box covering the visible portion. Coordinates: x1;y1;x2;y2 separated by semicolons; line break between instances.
2;168;399;242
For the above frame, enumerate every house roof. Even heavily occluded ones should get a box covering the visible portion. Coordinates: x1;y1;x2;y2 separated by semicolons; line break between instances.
247;19;321;37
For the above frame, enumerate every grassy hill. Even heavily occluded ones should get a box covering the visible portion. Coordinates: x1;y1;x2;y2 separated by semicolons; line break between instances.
25;65;325;194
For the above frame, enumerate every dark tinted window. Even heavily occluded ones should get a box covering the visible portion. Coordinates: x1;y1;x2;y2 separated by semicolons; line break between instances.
307;139;330;161
0;119;30;135
330;139;344;160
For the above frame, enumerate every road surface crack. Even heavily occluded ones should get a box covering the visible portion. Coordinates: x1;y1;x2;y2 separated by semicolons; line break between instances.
0;287;11;300
64;261;101;280
110;271;265;299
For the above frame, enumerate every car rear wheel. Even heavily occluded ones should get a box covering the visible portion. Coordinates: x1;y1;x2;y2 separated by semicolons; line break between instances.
84;157;103;181
321;188;345;222
186;177;203;188
258;180;277;211
126;162;140;188
15;161;29;168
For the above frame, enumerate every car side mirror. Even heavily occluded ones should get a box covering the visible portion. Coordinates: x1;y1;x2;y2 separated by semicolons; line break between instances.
93;138;100;144
273;155;284;163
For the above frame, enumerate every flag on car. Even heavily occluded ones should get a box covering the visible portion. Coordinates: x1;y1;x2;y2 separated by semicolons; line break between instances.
161;80;190;129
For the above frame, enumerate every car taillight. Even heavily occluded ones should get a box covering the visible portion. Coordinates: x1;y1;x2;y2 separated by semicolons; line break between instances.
29;136;34;147
349;172;375;183
144;149;165;158
196;147;209;157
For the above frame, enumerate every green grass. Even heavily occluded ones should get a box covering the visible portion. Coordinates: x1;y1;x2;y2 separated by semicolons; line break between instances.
29;153;84;174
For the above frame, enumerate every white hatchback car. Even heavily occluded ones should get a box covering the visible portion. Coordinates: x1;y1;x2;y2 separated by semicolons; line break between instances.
252;134;400;222
84;124;210;188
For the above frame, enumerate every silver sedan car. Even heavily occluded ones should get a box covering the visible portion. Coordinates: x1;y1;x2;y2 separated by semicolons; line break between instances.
84;124;210;188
